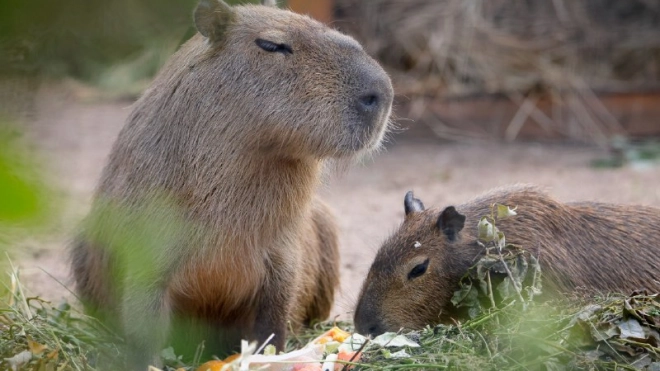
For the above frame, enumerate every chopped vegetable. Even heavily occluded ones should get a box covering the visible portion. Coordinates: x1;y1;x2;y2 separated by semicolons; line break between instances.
196;360;227;371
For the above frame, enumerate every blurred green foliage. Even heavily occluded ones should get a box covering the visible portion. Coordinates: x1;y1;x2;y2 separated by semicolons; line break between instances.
0;123;50;225
0;120;52;295
0;137;39;224
0;0;261;91
591;136;660;169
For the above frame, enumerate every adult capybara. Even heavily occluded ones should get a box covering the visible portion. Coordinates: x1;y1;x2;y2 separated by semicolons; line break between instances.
69;0;393;368
354;185;660;336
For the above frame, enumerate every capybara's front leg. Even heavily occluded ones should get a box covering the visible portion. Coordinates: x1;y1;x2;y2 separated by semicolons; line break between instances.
251;265;294;351
121;283;171;370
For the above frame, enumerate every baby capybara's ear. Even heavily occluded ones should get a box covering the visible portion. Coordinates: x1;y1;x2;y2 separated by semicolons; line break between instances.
194;0;236;42
404;191;425;216
437;206;466;242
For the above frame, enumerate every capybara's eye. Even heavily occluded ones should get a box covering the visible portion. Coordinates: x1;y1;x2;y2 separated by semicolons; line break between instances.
408;258;430;280
255;39;293;55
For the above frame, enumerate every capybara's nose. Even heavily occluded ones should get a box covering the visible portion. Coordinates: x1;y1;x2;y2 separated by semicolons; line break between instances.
366;323;386;337
357;92;381;113
354;62;394;117
355;317;387;338
354;69;393;128
354;299;388;337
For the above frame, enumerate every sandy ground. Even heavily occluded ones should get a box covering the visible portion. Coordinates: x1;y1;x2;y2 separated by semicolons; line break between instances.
11;84;660;322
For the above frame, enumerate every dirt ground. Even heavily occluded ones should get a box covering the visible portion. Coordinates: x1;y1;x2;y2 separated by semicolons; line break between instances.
11;84;660;322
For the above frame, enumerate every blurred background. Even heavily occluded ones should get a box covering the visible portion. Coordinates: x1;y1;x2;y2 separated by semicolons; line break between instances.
1;0;659;318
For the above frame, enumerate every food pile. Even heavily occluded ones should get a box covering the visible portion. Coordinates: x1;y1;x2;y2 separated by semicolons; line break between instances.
184;327;363;371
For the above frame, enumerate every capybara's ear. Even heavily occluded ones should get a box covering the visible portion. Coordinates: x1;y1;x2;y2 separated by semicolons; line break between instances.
404;191;425;216
261;0;278;7
194;0;235;42
437;206;466;242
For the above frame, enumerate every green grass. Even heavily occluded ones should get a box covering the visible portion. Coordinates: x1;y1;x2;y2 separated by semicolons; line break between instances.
2;272;658;371
285;292;660;371
0;266;123;371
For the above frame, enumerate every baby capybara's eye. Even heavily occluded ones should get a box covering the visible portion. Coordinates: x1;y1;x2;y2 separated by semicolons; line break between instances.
408;258;430;280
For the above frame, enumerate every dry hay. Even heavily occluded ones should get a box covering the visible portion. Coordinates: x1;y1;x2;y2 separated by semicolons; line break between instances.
334;0;660;144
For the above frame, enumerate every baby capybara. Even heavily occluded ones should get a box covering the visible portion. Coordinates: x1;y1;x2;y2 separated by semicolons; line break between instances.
354;185;660;336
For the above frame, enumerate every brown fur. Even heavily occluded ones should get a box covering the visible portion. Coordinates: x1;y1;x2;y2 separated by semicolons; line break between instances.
354;185;660;336
69;0;393;368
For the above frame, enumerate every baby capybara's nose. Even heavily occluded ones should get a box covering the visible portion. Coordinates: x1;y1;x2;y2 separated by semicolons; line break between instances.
354;299;388;337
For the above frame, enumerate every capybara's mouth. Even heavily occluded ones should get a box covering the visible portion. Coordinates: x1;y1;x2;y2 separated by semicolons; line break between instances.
338;103;391;154
338;122;387;154
360;114;391;150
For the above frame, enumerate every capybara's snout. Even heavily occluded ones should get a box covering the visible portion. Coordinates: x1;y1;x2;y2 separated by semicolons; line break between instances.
354;68;393;130
344;61;393;151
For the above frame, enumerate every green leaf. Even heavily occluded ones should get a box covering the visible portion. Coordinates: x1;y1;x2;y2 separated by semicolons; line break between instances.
497;276;513;300
495;204;517;219
451;279;474;307
477;216;494;242
160;346;180;363
590;322;619;341
618;318;645;339
263;344;277;356
372;333;420;348
380;349;392;359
